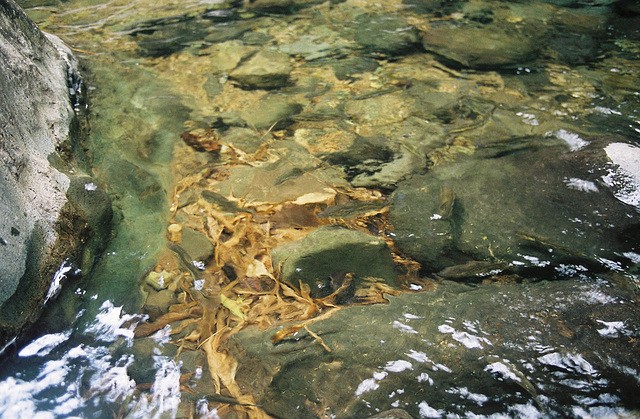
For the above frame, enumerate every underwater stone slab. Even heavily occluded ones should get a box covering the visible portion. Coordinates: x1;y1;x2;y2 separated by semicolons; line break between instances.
229;277;640;418
320;119;443;191
212;140;349;207
329;56;379;80
180;227;215;263
270;225;397;297
229;49;292;89
238;97;303;130
354;14;421;56
243;0;344;12
130;17;209;57
402;0;462;15
323;135;427;191
421;22;545;69
345;92;414;126
390;136;640;274
219;127;265;154
278;33;347;61
203;41;257;73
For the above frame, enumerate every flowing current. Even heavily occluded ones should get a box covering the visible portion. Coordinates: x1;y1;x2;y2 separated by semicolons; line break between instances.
1;0;640;417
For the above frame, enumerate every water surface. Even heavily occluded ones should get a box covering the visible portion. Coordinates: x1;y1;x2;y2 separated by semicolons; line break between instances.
2;0;640;417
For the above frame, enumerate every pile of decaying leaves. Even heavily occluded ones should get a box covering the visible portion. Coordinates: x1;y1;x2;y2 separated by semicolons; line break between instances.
129;139;422;418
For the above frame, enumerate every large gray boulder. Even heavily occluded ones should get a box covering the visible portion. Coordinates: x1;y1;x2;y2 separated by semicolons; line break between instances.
0;0;112;350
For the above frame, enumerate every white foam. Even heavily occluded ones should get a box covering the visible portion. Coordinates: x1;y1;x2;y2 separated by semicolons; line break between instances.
373;371;388;380
596;320;626;338
392;320;418;334
438;324;491;349
485;362;521;382
85;300;140;343
355;378;379;397
147;358;182;418
418;401;444;418
603;143;640;209
417;372;434;385
384;360;413;373
517;112;539;126
553;129;589;151
538;352;597;376
623;252;640;263
518;254;551;267
593;106;622;115
446;387;489;405
44;260;74;304
18;331;71;358
355;371;388;397
405;350;430;363
88;353;136;403
434;363;453;373
564;177;598;192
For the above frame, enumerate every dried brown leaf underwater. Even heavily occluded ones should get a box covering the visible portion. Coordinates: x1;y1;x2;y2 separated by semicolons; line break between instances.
125;142;427;418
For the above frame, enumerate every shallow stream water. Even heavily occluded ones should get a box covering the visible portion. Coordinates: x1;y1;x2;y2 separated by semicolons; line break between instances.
2;0;640;417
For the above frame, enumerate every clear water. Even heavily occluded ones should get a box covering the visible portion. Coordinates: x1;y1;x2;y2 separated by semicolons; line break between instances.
1;0;640;417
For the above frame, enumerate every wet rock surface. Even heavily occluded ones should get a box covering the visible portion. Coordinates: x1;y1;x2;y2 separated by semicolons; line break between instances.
229;49;293;89
230;277;640;418
3;0;640;417
422;22;545;69
0;0;112;349
354;14;421;56
179;227;215;263
390;136;640;274
271;225;397;297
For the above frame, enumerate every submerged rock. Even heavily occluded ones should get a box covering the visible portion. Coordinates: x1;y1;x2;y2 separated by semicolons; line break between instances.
278;28;350;61
320;119;442;190
229;278;640;418
354;14;421;56
203;41;257;74
422;22;545;69
229;49;292;89
212;141;349;207
549;33;600;66
219;127;265;154
0;0;112;350
180;227;215;263
402;0;462;15
129;16;209;57
271;225;397;298
390;135;640;275
323;134;426;191
243;0;339;13
329;56;380;80
238;96;303;130
345;91;414;126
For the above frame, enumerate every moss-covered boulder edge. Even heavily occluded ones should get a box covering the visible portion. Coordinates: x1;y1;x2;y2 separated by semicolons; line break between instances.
0;0;112;352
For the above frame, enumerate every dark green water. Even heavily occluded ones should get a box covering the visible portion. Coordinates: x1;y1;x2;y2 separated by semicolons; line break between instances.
1;0;640;417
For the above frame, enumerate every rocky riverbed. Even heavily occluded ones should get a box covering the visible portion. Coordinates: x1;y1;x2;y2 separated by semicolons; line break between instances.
2;0;640;417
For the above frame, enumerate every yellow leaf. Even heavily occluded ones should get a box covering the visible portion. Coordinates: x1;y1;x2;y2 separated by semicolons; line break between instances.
221;294;246;320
